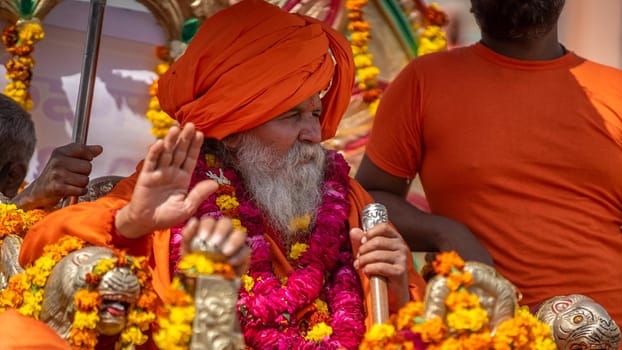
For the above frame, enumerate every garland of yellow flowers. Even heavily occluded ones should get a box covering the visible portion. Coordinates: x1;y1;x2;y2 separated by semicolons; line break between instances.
360;251;557;349
0;236;158;350
1;19;44;111
0;235;86;316
145;46;177;139
153;252;235;349
409;1;448;55
346;0;383;116
0;202;46;243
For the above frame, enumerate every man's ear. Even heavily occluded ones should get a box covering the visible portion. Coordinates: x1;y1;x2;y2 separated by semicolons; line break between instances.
0;162;28;198
222;134;241;150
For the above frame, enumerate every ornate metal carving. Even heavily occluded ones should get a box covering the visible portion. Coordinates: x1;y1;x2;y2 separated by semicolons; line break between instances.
190;275;244;350
424;262;519;333
0;234;24;290
78;175;123;202
40;246;141;339
536;294;621;350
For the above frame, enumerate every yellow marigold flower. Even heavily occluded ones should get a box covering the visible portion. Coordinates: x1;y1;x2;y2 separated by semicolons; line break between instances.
148;96;160;110
241;274;254;293
94;258;115;274
345;0;368;10
73;310;99;329
19;22;44;44
0;289;22;308
314;299;329;314
446;307;489;333
288;214;311;232
350;44;369;55
289;242;309;260
357;66;380;83
304;322;333;342
120;325;148;346
216;194;239;211
169;305;196;324
354;53;373;68
445;289;480;311
178;253;215;275
127;309;156;329
350;31;370;46
418;26;447;56
363;323;395;342
155;62;170;76
231;218;247;232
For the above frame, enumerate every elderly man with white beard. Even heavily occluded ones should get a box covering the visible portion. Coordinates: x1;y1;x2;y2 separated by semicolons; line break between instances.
16;1;425;349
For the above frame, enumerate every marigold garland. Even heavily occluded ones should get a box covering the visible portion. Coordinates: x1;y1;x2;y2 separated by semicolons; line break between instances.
0;202;46;242
360;251;557;350
408;2;448;56
145;46;176;139
346;0;383;116
2;19;44;111
0;236;87;316
0;236;157;350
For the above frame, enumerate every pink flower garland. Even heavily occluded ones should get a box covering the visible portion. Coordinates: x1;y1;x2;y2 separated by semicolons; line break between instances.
169;150;366;349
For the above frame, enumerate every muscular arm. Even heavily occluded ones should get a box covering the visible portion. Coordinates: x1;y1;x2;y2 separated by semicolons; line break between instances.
355;155;493;265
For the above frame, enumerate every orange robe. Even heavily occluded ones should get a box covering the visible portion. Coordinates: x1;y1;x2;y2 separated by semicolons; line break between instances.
0;310;71;350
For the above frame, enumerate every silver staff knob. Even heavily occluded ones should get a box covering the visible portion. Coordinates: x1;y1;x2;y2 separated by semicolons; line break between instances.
362;203;389;231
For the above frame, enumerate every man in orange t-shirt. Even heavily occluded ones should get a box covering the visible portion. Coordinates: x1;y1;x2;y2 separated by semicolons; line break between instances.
356;0;622;328
13;1;424;348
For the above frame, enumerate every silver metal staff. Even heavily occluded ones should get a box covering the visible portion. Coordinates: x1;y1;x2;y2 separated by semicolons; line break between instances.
362;203;390;324
62;0;107;207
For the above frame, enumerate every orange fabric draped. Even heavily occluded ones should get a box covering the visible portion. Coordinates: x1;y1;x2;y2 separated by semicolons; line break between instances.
157;0;354;141
0;310;71;349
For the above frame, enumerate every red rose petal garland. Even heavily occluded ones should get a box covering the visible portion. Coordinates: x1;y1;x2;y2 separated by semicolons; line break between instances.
169;150;366;348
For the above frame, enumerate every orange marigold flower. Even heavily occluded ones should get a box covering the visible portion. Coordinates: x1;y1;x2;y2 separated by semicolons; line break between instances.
432;251;465;276
362;88;382;103
425;4;449;27
446;271;473;291
416;317;447;343
74;290;102;310
348;21;371;32
137;288;159;309
70;328;98;348
154;45;170;61
85;272;102;286
347;12;363;21
14;45;33;56
1;25;18;47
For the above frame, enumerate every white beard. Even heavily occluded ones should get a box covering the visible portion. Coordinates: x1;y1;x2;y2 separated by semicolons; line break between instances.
232;133;326;247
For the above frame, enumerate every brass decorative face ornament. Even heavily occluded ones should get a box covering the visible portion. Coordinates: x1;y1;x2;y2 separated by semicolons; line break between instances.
40;246;141;339
536;294;621;350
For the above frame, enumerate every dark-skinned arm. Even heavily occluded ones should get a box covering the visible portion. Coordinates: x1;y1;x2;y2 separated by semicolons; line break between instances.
355;155;493;265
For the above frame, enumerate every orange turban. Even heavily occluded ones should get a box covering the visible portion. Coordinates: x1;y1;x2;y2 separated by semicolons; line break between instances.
158;0;354;141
